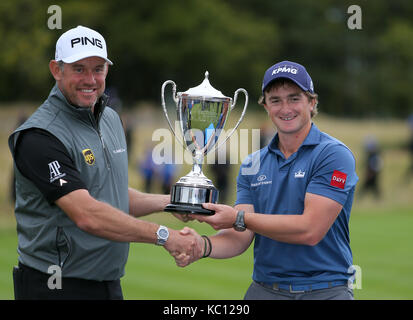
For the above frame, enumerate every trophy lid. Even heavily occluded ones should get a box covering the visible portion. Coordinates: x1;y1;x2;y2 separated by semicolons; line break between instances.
182;71;229;99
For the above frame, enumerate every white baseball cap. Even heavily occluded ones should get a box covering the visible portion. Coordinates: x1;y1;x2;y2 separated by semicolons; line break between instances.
55;25;113;65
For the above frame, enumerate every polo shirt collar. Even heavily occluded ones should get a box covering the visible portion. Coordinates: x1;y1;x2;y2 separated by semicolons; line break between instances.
268;122;321;155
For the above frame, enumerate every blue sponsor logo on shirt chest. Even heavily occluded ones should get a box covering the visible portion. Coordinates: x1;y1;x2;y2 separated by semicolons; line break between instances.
251;174;273;187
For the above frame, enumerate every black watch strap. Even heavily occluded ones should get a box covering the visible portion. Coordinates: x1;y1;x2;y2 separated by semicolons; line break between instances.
233;210;246;232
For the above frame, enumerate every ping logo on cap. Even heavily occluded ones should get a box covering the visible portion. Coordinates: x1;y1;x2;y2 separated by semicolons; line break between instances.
82;149;96;165
71;37;103;49
330;170;347;189
55;25;113;65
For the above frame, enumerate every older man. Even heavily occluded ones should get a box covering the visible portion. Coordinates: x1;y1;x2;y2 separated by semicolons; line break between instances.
9;26;201;300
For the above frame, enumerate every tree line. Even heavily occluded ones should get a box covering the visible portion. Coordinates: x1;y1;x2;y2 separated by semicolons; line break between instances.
1;0;412;117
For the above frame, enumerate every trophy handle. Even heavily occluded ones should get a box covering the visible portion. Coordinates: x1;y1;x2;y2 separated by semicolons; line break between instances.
213;88;248;152
161;80;185;148
161;80;178;136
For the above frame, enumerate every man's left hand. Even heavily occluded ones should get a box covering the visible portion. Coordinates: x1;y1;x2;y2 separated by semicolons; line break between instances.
190;203;237;230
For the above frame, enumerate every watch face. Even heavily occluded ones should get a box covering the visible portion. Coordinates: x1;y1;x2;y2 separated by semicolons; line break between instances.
159;229;168;238
156;226;169;246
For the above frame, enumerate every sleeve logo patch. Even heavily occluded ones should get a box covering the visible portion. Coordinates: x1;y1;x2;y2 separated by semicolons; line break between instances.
330;170;347;189
48;160;66;183
82;149;95;165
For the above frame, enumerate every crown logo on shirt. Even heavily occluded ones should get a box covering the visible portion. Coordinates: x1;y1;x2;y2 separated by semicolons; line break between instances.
294;170;305;178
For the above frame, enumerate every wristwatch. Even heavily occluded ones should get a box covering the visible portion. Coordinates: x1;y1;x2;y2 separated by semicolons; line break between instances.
233;210;246;232
156;225;169;246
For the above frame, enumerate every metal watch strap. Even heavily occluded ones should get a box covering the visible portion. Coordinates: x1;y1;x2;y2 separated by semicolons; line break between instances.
156;225;169;246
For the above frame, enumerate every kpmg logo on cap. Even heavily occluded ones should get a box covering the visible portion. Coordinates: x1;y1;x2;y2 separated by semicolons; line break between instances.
262;61;313;93
71;37;103;49
271;65;298;76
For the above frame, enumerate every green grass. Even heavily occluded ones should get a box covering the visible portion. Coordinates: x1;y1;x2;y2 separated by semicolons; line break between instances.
350;207;413;299
1;208;412;300
0;227;17;299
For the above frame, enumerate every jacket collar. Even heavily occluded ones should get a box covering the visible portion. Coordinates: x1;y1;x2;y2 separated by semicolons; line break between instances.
47;83;109;125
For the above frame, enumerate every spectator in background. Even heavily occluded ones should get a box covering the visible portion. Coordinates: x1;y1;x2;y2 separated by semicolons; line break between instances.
139;145;157;193
106;86;123;112
122;114;135;161
105;86;135;160
210;152;231;204
160;163;177;195
360;136;382;199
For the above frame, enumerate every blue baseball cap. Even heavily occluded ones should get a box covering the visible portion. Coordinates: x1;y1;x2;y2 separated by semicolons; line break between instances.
262;61;314;94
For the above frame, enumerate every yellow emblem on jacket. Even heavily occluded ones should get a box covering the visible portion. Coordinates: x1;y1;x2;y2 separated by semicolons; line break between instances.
82;149;95;165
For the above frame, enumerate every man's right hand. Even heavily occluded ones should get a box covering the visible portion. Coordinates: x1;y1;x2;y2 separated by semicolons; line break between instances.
164;227;203;267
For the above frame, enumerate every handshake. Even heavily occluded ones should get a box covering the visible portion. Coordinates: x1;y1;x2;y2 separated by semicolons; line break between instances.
164;226;209;268
162;202;239;267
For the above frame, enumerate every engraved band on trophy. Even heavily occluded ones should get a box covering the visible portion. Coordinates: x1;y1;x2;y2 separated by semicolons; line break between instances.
161;71;248;215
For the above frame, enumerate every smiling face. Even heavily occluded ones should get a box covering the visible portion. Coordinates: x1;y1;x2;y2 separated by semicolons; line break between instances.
49;56;108;109
263;80;316;137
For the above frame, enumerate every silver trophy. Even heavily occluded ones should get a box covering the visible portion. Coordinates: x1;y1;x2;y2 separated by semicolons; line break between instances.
161;71;248;215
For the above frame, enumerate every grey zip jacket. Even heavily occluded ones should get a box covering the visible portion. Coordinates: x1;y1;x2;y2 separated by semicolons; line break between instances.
9;84;130;281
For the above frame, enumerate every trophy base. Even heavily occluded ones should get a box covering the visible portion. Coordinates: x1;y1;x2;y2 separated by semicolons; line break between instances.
165;184;218;215
164;203;215;215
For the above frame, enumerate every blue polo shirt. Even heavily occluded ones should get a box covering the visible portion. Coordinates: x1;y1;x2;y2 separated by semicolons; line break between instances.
236;123;358;285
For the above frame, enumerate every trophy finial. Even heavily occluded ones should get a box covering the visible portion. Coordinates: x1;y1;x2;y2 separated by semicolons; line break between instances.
183;70;227;98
